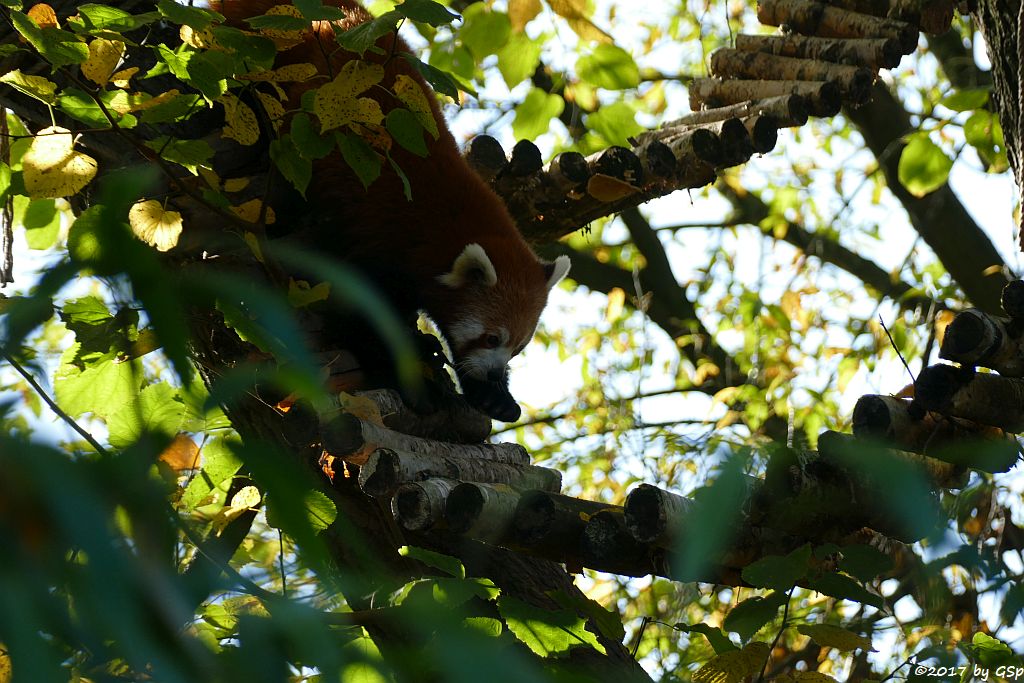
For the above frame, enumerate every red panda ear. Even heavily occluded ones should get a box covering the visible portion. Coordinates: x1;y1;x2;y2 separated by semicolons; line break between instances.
542;255;571;290
437;243;498;288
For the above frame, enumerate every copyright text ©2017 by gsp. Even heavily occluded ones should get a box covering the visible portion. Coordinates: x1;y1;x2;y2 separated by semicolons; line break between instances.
913;665;1024;680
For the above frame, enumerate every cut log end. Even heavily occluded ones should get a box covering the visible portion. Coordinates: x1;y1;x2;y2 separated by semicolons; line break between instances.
552;151;590;184
622;484;666;543
592;145;646;185
445;483;485;534
747;116;779;153
1002;280;1024;319
851;394;893;438
358;448;399;497
465;135;508;178
506;139;543;177
939;309;996;362
914;364;972;413
319;411;364;456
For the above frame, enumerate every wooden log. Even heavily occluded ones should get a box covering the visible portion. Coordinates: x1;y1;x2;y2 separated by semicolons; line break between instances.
586;145;645;185
915;364;1024;433
756;0;918;53
852;394;1020;472
511;490;614;555
744;115;779;153
544;151;591;191
682;117;754;167
280;400;319;447
658;128;725;166
709;49;875;104
321;412;530;465
663;94;809;128
689;78;842;116
623;483;696;545
392;477;457;531
446;482;521;541
939;308;1024;376
818;429;966;488
353;388;492;444
734;33;903;69
358;448;562;497
504;139;543;177
581;509;662;577
634;139;678;179
464;135;507;182
1001;280;1024;319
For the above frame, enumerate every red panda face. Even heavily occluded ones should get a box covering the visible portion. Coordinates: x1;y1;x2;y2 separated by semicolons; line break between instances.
434;243;570;421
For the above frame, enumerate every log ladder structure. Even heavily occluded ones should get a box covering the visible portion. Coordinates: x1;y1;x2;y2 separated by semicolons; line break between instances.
291;0;1024;587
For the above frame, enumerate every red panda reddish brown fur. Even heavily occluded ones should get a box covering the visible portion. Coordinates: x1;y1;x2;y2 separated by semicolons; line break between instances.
209;0;570;421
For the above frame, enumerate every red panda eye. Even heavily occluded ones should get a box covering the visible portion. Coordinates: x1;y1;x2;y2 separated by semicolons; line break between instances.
485;334;501;348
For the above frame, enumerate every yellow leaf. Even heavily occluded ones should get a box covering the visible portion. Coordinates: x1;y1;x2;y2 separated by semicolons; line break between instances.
159;434;201;471
393;74;439;139
0;648;10;683
288;278;332;307
509;0;542;31
243;231;265;262
128;199;183;252
314;60;385;133
256;5;306;49
256;91;285;132
224;177;250;192
22;126;98;199
355;122;392;151
796;624;874;652
694;641;769;683
180;25;223;50
605;287;625;321
110;66;139;88
27;3;58;28
233;199;275;224
547;0;611;42
239;63;319;82
230;485;262;509
220;93;261;146
339;392;384;425
128;89;180;112
81;38;124;86
791;673;839;683
587;173;637;201
0;69;57;104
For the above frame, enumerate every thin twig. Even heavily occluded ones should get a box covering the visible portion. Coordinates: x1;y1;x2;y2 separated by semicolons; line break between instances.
878;315;917;385
755;586;793;683
0;350;111;456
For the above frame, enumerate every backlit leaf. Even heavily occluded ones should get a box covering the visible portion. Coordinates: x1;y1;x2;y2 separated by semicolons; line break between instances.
219;93;261;145
128;199;183;252
314;60;385;132
897;134;952;197
498;595;605;657
81;38;124;86
22;126;98;198
577;44;640;89
513;87;564;140
0;69;57;104
693;640;770;683
393;74;439;139
796;624;874;652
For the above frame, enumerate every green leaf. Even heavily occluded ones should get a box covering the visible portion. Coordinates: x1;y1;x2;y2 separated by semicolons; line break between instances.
0;69;57;104
270;136;313;196
337;10;401;55
54;356;142;420
71;5;162;33
14;196;60;250
294;0;347;20
586;100;643;147
513;87;564;140
551;591;625;642
797;624;873;652
401;52;463;99
139;93;205;125
58;88;114;128
897;134;953;197
385;108;428;157
399;546;466;578
396;577;498;608
265;489;338;533
496;32;542;89
839;544;893;582
182;436;244;509
742;544;811;590
723;591;788;641
10;11;90;67
210;26;276;68
962;633;1019;667
463;617;503;637
940;88;989;112
337;132;381;188
157;0;224;29
245;14;311;31
145;137;214;175
154;44;227;101
460;5;511;58
1000;581;1024;627
395;0;460;26
676;623;739;654
806;573;884;609
107;382;185;448
497;595;605;657
291;113;336;159
387;152;413;201
576;44;640;89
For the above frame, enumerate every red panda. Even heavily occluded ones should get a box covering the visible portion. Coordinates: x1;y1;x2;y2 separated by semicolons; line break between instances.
209;0;569;422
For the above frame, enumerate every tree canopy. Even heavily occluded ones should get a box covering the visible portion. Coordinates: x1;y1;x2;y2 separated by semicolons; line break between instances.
0;0;1023;682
